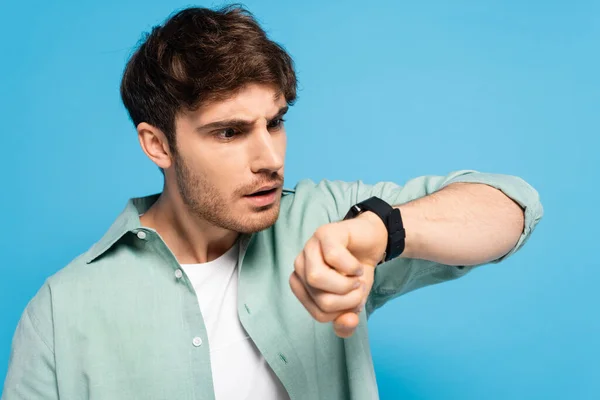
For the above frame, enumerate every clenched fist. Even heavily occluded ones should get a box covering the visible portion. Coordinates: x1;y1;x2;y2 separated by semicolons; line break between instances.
289;211;388;338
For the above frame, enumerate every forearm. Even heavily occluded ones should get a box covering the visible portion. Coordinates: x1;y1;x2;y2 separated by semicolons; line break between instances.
397;182;525;266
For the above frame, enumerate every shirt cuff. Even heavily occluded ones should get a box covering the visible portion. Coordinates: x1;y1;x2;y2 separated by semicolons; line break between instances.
440;171;544;263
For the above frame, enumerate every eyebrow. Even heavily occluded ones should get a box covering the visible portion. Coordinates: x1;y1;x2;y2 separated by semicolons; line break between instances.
196;106;289;133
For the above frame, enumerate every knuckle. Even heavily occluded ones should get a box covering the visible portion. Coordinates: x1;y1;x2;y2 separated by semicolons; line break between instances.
323;248;340;266
317;295;335;313
289;275;299;295
313;310;331;323
306;270;321;286
293;257;302;273
315;225;331;240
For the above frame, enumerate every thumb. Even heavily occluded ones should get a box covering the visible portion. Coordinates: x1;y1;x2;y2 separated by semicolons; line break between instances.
333;312;359;338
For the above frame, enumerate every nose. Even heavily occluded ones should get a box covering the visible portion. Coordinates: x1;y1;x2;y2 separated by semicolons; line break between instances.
249;128;284;174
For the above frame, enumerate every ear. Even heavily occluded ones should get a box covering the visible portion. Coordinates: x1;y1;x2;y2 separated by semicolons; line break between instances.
137;122;173;170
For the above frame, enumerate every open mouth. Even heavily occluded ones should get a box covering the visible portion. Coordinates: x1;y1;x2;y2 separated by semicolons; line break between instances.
244;186;279;207
247;188;277;197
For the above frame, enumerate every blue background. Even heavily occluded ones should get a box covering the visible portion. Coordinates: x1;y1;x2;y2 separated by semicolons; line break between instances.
1;0;598;398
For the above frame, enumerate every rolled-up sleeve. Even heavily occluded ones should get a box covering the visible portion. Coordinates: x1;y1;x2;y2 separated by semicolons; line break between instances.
438;171;544;263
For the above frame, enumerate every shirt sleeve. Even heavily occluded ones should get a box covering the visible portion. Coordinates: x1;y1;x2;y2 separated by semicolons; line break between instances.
311;170;544;317
1;284;59;400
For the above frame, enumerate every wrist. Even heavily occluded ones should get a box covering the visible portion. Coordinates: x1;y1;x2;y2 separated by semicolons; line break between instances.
358;210;386;234
357;210;388;262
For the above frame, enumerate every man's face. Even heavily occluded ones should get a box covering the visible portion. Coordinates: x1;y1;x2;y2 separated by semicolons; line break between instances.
170;83;288;234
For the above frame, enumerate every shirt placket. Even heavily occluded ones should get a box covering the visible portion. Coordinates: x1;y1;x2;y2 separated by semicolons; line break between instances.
137;227;217;400
236;234;315;400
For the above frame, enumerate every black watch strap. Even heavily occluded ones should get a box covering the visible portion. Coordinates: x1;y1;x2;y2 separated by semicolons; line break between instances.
343;196;406;263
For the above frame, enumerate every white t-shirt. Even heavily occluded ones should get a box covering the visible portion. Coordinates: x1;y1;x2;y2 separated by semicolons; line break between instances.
180;241;289;400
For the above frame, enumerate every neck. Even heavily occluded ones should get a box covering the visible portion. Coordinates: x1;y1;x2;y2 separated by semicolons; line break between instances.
140;186;239;264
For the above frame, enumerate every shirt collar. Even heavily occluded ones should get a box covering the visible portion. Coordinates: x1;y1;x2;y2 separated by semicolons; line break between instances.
85;194;160;264
85;194;256;264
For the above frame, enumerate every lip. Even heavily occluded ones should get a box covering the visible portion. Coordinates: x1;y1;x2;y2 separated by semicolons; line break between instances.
244;185;280;207
247;183;281;196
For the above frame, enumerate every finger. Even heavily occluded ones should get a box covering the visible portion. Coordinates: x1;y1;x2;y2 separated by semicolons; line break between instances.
333;312;360;338
316;227;364;277
293;250;306;280
309;285;365;314
303;238;362;294
289;271;339;323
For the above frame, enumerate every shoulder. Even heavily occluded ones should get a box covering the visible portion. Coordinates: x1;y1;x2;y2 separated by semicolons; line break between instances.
20;251;90;339
27;235;148;325
39;233;138;304
46;251;99;288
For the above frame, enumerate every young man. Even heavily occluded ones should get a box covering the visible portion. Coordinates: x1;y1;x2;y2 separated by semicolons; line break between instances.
2;5;543;400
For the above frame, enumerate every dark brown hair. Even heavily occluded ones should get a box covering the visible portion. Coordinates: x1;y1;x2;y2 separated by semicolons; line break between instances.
120;5;297;148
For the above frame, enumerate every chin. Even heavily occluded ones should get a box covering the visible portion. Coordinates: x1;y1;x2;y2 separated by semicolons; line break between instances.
238;203;281;234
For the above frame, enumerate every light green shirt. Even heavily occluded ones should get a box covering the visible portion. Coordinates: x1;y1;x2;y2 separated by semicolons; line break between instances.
2;170;543;400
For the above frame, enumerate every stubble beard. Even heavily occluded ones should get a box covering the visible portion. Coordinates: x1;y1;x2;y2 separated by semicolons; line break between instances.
173;154;281;234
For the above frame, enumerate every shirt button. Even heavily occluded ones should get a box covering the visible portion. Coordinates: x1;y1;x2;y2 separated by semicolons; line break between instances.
174;269;183;279
192;337;202;347
136;231;147;240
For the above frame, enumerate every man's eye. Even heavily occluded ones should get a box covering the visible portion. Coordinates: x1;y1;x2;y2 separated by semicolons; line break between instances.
267;118;285;130
217;128;238;139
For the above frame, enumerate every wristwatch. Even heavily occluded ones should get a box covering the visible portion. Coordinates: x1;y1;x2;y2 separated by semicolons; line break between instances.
343;196;406;264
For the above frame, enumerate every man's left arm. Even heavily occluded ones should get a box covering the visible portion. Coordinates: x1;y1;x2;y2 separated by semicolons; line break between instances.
367;171;544;312
289;171;544;337
384;181;526;267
